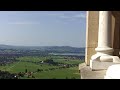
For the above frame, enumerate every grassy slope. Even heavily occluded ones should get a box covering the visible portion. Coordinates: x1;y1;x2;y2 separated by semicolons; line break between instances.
32;67;80;79
0;56;84;79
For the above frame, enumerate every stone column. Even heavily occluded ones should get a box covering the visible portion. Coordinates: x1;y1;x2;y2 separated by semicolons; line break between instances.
90;11;120;70
97;11;112;49
91;11;113;62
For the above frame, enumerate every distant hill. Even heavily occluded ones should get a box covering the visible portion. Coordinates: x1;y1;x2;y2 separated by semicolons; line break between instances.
0;44;85;53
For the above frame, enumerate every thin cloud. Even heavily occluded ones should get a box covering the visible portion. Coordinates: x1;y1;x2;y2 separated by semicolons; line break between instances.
45;12;70;18
7;12;86;25
73;13;86;18
8;21;41;25
45;12;86;20
60;13;86;19
59;15;72;19
46;13;65;17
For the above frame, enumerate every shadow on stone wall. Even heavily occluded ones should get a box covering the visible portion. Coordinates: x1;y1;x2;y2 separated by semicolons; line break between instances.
112;11;120;57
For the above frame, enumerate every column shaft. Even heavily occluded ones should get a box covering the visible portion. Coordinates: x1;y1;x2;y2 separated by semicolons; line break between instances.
95;11;113;55
98;11;112;48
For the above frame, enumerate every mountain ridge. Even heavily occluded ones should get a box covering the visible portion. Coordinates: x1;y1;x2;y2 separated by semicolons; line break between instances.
0;44;85;48
0;44;85;53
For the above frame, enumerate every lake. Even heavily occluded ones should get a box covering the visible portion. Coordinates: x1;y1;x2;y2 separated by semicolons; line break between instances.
49;53;85;56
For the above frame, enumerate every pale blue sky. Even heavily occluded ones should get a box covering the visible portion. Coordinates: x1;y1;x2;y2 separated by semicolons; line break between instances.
0;11;86;47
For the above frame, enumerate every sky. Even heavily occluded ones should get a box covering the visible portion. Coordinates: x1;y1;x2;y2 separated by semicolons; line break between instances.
0;11;86;47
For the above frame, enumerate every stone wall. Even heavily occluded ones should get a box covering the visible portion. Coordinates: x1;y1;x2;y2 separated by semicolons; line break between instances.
85;11;99;65
112;11;120;57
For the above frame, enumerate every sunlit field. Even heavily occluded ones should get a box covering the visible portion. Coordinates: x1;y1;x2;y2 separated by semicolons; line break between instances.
0;56;84;79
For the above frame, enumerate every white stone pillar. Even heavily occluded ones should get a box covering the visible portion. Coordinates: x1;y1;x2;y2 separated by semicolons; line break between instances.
91;11;113;62
98;11;112;48
95;11;113;58
90;11;120;70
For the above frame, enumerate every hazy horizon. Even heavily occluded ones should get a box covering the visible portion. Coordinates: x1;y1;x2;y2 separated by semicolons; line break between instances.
0;43;85;48
0;11;86;47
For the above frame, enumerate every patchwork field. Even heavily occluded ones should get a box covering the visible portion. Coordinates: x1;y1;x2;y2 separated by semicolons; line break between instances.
0;56;84;79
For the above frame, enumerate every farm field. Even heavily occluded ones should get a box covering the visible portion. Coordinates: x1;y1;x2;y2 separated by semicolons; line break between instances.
0;56;84;79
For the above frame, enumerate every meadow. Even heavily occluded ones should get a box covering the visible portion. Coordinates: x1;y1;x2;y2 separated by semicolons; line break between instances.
0;56;84;79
